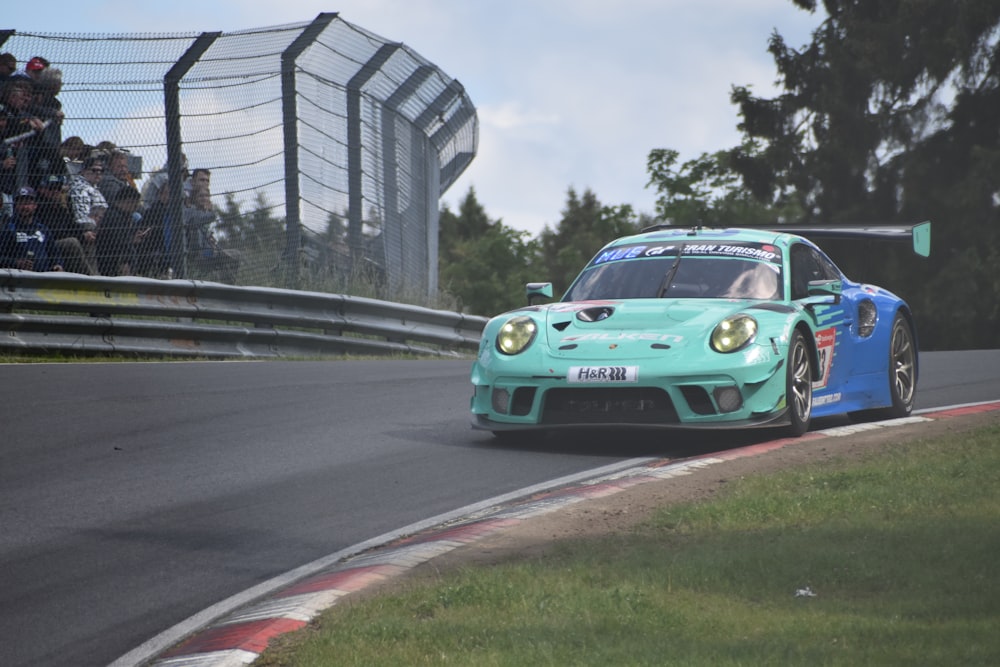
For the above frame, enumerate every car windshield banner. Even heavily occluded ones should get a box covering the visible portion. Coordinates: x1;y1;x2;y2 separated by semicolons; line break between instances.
590;242;782;267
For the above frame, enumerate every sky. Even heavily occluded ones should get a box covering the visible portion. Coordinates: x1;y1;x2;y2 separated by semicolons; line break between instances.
3;1;824;237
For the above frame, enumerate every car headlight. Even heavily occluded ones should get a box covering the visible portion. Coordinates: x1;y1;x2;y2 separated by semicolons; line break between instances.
496;316;538;355
711;315;758;353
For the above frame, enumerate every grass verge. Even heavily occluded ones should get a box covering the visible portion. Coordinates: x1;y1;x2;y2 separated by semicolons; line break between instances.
258;424;1000;666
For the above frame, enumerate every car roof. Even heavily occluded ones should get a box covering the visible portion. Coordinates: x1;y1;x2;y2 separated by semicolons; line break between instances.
605;226;805;251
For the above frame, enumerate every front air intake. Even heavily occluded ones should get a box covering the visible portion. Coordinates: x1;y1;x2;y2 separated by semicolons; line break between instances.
541;387;679;424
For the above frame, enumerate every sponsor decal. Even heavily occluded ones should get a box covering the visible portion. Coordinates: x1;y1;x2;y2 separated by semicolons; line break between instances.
568;366;639;383
590;242;782;267
813;326;837;389
814;392;842;406
561;332;684;344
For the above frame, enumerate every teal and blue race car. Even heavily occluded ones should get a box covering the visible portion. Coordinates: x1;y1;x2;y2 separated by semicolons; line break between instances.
471;224;930;437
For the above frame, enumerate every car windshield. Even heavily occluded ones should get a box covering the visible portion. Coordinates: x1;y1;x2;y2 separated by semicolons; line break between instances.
563;241;783;301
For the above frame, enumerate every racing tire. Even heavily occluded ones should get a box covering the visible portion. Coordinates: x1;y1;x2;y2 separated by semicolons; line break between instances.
850;312;916;422
785;329;813;437
885;313;917;417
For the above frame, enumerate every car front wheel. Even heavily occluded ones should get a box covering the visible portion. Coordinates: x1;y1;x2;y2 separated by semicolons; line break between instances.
785;329;813;437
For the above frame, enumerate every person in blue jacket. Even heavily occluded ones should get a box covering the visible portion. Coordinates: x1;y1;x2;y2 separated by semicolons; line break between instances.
0;186;64;271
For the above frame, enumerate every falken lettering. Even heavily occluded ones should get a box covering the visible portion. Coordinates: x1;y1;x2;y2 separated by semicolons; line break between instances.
561;333;683;343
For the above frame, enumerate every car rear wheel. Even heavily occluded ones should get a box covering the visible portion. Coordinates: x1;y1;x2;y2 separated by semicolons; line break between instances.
887;313;917;416
785;329;813;437
850;312;917;423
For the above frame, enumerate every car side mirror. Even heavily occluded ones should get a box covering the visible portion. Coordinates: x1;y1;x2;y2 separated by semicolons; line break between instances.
526;282;553;305
805;279;842;306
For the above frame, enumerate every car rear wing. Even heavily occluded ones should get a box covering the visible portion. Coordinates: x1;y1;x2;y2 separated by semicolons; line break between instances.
772;222;931;257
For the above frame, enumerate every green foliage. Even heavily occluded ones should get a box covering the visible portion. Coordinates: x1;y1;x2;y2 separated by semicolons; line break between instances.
438;188;540;317
646;145;803;227
645;0;1000;350
437;188;647;314
213;191;286;287
216;191;285;252
535;188;643;295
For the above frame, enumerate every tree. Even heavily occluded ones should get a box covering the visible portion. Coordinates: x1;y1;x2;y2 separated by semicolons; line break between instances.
438;187;539;316
216;192;284;251
646;145;803;226
535;188;644;294
731;0;1000;223
646;0;1000;349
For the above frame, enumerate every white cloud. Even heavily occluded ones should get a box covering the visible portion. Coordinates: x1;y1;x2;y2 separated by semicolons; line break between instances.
5;0;825;236
479;102;561;132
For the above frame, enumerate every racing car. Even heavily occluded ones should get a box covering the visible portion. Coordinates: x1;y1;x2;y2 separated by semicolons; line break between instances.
470;223;930;437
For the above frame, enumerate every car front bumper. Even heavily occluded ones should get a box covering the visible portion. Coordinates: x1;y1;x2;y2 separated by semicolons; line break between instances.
470;343;790;431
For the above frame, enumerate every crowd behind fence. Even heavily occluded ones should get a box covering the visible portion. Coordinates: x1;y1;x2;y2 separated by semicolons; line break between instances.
0;13;477;302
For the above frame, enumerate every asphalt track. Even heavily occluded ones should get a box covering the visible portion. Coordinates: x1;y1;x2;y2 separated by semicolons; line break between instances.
1;351;998;666
127;400;1000;666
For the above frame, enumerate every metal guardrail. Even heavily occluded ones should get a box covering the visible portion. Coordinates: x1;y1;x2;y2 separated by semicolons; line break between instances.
0;271;489;359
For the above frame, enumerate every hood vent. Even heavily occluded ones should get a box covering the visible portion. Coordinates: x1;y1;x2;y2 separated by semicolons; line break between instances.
576;306;615;322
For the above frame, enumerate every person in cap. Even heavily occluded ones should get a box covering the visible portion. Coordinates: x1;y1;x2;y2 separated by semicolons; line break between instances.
24;56;50;81
0;186;63;271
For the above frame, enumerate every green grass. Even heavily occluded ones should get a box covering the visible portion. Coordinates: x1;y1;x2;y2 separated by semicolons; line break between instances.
258;424;1000;666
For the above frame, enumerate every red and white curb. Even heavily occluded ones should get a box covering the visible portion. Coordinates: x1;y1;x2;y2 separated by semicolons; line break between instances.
130;401;1000;667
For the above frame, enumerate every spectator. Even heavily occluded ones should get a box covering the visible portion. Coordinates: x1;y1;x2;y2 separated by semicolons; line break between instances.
141;153;187;211
184;186;240;282
68;155;108;231
60;136;90;176
0;186;63;271
24;57;49;82
98;149;137;203
1;74;52;195
28;68;65;178
184;167;210;200
35;173;97;275
0;53;15;83
136;179;174;277
96;186;143;276
33;68;64;116
61;136;88;160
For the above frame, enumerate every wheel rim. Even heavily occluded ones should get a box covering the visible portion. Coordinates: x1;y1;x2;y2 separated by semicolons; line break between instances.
890;320;916;406
790;338;812;423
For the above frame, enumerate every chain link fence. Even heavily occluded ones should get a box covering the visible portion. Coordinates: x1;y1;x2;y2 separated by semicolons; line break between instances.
0;13;477;300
